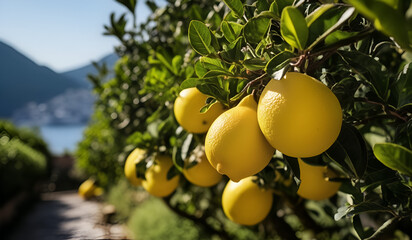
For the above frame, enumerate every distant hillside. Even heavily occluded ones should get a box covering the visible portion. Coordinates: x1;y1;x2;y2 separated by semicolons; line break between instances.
0;41;82;118
62;53;118;88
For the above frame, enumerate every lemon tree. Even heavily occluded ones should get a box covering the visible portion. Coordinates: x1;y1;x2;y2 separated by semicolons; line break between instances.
77;0;412;239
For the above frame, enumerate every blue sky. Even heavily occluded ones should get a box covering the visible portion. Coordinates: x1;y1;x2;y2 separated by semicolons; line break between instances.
0;0;152;72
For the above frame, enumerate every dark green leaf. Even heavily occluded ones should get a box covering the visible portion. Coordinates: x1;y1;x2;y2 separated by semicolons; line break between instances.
393;62;412;109
280;7;309;50
167;166;180;180
347;0;411;50
221;21;243;42
373;143;412;176
188;20;215;56
223;0;244;18
244;16;271;44
276;0;294;16
283;155;301;184
115;0;137;15
339;50;389;100
325;123;368;179
221;37;245;62
265;51;295;78
243;58;266;71
135;160;147;180
353;215;373;240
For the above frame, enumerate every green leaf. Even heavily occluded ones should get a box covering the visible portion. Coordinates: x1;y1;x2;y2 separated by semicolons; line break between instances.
221;21;243;42
324;30;358;45
306;4;335;27
393;62;412;109
199;56;226;71
265;51;295;78
280;7;308;50
307;7;356;50
269;2;280;19
244;16;271;44
188;20;214;56
223;0;244;18
180;78;198;90
202;70;233;79
195;60;208;78
339;50;389;100
373;143;412;176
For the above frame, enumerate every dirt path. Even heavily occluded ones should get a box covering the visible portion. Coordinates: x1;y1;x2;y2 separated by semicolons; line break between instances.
7;191;129;240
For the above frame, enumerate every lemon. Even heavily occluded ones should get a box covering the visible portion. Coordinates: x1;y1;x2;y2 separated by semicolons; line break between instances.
205;95;275;182
297;158;341;200
142;155;180;197
258;72;342;158
183;151;222;187
124;148;146;186
174;87;225;133
222;176;273;225
78;178;97;199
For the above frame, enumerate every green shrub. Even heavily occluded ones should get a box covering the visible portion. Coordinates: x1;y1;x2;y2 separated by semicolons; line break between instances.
0;120;50;205
127;197;208;240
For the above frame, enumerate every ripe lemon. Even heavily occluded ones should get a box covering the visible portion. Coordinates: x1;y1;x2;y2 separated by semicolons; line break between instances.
257;72;342;158
222;176;273;225
183;151;222;187
78;178;97;199
205;94;275;182
297;158;341;200
142;155;180;197
174;87;225;133
124;148;146;186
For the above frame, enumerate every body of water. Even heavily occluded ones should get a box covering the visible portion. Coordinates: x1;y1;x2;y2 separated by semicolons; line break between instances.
39;125;86;155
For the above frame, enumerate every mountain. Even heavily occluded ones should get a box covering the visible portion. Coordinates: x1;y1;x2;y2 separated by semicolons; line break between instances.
0;41;82;118
62;53;118;88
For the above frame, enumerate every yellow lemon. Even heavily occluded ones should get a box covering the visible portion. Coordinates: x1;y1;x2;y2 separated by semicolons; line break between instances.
183;151;222;187
78;178;97;199
297;158;341;200
205;94;275;182
174;87;225;133
222;176;273;225
257;72;342;158
142;155;180;197
124;148;146;186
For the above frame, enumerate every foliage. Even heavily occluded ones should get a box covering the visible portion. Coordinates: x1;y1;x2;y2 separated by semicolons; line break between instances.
0;120;51;205
77;0;412;239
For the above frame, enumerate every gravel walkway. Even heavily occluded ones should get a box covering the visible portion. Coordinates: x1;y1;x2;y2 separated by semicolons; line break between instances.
7;191;129;240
